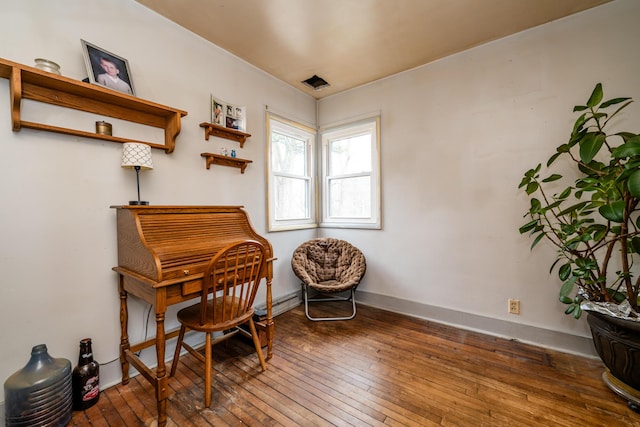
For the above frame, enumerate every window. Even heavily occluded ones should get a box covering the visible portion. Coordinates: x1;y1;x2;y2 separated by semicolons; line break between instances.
320;117;381;228
267;113;316;231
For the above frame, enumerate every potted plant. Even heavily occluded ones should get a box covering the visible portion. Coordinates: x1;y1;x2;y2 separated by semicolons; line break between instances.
518;83;640;409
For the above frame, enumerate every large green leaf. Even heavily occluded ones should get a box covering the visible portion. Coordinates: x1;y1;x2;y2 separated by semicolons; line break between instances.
617;132;639;142
542;174;562;183
604;101;634;127
530;198;541;211
579;133;605;164
518;175;530;189
600;97;632;108
592;224;608;241
587;83;603;108
598;200;625;223
525;182;539;195
557;187;571;200
558;263;571;281
628;170;640;198
530;232;545;250
524;165;541;178
631;237;640;254
559;295;573;304
572;113;587;134
626;134;640;144
519;220;538;234
558;201;589;216
546;200;562;210
612;141;640;158
547;152;562;167
573;305;583;319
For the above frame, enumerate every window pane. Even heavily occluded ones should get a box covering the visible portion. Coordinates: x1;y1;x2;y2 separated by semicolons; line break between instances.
275;176;309;220
330;134;372;175
272;131;307;175
328;176;371;218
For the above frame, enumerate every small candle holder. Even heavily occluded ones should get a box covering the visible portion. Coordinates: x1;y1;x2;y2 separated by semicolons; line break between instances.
34;58;61;75
95;121;112;135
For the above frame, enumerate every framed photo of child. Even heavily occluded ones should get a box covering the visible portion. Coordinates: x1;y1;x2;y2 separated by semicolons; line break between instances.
81;40;135;96
211;97;225;126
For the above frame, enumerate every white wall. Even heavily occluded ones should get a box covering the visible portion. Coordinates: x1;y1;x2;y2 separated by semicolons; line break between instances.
0;0;316;405
2;0;638;411
319;0;640;350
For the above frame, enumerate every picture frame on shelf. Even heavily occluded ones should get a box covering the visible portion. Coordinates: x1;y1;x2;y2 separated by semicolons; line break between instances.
212;99;225;126
211;95;246;132
81;39;135;96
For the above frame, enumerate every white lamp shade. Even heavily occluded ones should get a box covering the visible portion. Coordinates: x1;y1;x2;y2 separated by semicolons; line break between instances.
121;143;153;170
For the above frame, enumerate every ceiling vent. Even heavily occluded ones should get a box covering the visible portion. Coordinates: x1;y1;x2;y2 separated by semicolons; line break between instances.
302;75;330;90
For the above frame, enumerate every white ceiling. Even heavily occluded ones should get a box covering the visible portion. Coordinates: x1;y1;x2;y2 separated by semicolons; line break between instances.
136;0;611;99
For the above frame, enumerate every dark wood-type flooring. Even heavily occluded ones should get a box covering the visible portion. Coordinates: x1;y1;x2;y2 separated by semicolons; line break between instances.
69;303;640;426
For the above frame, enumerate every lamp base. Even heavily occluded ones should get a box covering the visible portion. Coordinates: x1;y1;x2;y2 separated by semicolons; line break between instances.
129;201;149;206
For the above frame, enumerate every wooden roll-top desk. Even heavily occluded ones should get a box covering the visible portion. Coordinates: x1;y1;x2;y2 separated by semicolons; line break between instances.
112;205;275;427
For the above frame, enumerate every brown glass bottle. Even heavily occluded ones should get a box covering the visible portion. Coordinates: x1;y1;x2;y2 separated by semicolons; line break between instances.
72;338;100;411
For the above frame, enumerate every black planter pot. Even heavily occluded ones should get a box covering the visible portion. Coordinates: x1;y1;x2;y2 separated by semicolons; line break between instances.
587;311;640;411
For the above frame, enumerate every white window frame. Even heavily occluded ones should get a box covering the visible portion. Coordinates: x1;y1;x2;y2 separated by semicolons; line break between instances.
266;112;317;232
320;116;381;229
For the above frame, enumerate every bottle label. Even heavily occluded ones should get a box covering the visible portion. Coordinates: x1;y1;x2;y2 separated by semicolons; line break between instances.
82;375;99;401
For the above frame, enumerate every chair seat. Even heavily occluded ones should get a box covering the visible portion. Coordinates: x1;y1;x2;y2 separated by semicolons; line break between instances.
308;280;352;293
177;297;253;333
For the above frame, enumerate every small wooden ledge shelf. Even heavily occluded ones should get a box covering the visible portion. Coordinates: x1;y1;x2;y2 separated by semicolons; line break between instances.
200;122;251;147
201;153;253;174
0;57;188;153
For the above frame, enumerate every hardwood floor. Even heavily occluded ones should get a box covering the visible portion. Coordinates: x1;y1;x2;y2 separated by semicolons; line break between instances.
69;303;640;426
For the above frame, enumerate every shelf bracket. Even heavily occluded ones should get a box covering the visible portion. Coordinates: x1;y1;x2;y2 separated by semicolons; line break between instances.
10;67;21;131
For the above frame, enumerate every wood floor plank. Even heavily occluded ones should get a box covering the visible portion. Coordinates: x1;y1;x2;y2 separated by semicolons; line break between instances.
276;345;442;426
102;386;143;425
114;381;156;425
70;304;640;426
237;351;386;426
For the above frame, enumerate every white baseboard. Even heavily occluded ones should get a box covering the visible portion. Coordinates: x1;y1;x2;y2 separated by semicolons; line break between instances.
354;290;597;358
256;290;301;317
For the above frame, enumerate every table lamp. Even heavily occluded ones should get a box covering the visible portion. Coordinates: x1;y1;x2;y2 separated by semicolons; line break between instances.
121;142;153;205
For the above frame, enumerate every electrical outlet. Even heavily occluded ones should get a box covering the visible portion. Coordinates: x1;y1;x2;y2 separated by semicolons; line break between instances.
508;299;520;314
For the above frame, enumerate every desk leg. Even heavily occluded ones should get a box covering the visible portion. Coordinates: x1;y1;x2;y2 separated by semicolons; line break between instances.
118;275;130;384
155;292;168;427
266;277;274;360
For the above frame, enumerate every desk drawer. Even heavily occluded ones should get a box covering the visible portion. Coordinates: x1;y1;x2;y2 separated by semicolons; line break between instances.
181;279;203;297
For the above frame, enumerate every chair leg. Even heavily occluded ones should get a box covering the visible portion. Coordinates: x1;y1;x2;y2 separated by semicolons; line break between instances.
303;285;357;321
170;326;187;377
204;331;212;407
248;318;267;371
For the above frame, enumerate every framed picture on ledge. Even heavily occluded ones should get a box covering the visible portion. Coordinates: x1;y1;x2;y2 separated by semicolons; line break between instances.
211;95;246;132
81;39;135;96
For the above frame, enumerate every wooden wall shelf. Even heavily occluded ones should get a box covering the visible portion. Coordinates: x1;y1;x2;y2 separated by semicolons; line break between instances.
0;57;188;153
201;153;252;174
200;122;251;147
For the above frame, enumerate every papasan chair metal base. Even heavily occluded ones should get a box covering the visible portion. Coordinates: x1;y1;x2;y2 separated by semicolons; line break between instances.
303;285;357;321
292;237;366;321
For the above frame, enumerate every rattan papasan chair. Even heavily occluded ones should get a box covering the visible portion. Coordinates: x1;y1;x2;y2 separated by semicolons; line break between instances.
291;237;366;321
